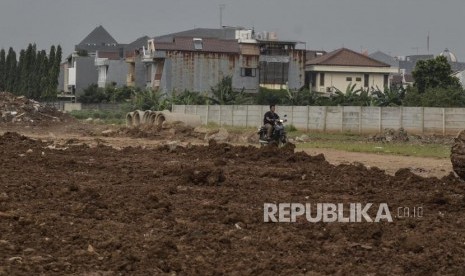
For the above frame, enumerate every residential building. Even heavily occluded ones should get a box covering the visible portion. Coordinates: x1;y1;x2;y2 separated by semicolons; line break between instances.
60;25;129;96
305;48;398;93
125;27;307;94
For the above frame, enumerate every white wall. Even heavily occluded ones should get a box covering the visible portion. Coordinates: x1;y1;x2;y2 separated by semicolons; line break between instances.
173;105;465;135
317;72;387;92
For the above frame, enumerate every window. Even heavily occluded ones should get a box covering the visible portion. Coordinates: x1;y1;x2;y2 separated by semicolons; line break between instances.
320;73;325;86
193;38;203;50
346;77;352;82
241;68;256;77
384;74;389;87
311;73;317;87
364;74;369;87
259;62;288;84
356;77;362;82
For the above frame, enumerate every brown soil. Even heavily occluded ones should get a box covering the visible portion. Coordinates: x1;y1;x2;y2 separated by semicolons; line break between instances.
1;131;465;275
451;130;465;180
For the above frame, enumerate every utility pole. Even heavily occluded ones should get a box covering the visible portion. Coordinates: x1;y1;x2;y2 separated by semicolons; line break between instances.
427;31;430;53
219;4;225;28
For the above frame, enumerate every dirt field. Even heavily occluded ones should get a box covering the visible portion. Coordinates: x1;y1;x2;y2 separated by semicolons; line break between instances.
1;122;465;275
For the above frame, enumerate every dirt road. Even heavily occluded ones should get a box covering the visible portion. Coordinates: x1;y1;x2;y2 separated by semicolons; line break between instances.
302;148;452;178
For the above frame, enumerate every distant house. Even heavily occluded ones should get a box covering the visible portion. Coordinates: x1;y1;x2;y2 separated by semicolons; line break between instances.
369;51;399;68
391;72;414;89
305;48;398;93
125;27;307;94
397;54;434;75
370;51;414;89
60;25;129;96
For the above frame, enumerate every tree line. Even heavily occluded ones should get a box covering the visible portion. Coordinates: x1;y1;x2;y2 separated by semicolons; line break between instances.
79;55;465;109
0;44;62;100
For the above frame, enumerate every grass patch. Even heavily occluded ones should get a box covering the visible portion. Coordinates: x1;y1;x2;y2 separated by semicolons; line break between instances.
69;110;126;125
296;140;450;158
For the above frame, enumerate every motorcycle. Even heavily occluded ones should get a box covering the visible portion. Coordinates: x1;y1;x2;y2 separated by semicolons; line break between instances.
258;115;288;147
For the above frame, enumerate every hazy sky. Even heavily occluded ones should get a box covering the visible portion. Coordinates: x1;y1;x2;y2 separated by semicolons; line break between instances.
1;0;464;60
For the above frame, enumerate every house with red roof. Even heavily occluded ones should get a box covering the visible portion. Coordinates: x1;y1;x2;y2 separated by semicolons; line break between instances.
305;48;398;93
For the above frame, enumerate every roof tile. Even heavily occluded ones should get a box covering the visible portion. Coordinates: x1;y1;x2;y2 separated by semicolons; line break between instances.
306;48;390;67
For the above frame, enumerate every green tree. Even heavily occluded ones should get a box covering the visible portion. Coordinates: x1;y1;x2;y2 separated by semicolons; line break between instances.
254;87;288;105
78;84;109;103
42;45;62;100
35;50;48;100
171;89;207;105
372;87;405;106
5;47;17;92
403;86;465;107
129;88;165;110
412;55;461;93
208;76;251;104
0;49;5;91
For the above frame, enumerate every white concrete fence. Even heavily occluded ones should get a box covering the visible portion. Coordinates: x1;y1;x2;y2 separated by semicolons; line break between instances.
172;105;465;135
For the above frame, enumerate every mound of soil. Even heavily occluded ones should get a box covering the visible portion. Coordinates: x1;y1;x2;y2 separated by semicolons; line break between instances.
0;92;74;126
107;123;205;142
451;129;465;179
1;132;465;274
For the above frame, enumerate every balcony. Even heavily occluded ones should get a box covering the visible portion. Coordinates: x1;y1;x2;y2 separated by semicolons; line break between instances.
142;50;166;62
142;53;154;63
95;58;109;66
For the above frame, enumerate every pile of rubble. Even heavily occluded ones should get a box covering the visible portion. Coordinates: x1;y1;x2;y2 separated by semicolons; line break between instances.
369;128;454;145
370;128;410;142
0;92;70;125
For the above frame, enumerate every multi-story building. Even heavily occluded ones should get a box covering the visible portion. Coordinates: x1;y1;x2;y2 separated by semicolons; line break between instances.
126;27;307;94
60;25;130;97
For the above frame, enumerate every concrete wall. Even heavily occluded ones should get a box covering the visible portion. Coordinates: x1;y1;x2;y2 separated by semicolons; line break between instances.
64;103;82;112
63;103;123;112
172;105;465;135
75;57;98;96
161;52;240;94
107;60;129;87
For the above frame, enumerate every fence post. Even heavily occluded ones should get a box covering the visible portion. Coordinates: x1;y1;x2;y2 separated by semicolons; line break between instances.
290;105;294;127
341;106;344;133
379;107;382;133
399;106;403;129
442;108;446;136
246;105;249;128
323;106;327;133
205;105;209;125
358;106;362;134
306;105;310;131
231;105;234;126
421;107;424;134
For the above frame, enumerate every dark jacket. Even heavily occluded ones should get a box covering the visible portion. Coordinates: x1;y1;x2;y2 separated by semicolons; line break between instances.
264;111;279;125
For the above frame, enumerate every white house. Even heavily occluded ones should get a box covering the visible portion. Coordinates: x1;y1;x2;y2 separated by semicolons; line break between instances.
305;48;399;93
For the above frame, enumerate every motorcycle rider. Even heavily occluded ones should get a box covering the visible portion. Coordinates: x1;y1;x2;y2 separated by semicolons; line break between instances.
263;104;280;140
